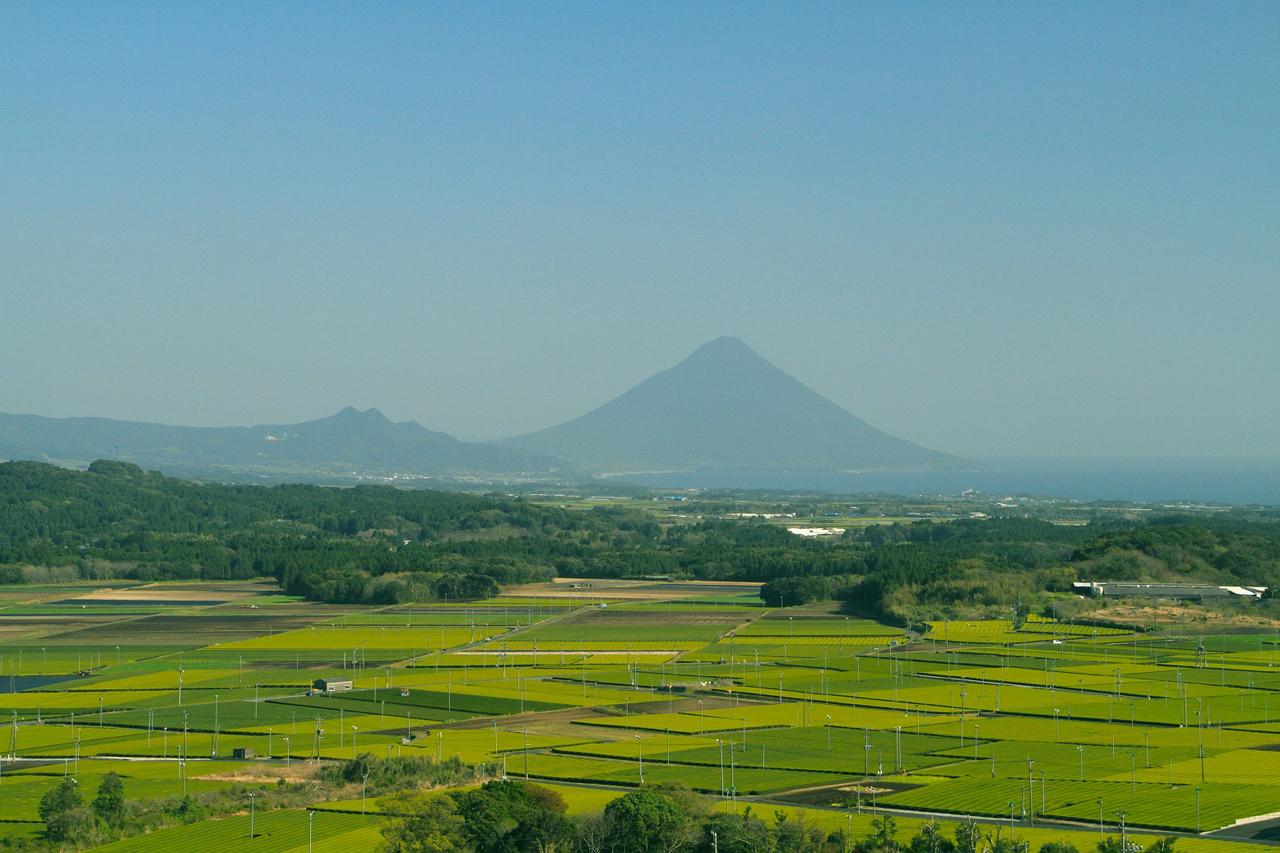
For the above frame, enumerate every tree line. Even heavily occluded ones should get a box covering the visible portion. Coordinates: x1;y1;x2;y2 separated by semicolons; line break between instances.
3;460;1278;616
18;760;1177;853
377;777;1176;853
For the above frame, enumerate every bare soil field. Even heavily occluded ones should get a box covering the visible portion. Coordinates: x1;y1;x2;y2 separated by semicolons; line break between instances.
46;613;324;644
1087;602;1280;630
55;581;273;605
503;578;761;601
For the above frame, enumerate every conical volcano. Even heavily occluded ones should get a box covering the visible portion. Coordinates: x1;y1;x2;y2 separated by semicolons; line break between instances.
503;337;964;472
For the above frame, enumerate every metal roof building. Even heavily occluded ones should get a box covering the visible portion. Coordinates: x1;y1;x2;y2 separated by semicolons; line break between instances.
1073;581;1267;600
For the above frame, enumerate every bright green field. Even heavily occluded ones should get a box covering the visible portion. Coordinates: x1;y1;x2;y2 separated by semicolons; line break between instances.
91;809;382;852
7;582;1280;851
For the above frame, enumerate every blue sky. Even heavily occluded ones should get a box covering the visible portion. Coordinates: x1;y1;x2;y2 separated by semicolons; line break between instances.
2;2;1277;458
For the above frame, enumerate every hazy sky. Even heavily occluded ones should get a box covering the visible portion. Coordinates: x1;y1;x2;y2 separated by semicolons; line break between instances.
3;2;1277;459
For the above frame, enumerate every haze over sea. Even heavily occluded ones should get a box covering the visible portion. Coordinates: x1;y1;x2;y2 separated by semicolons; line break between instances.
618;457;1280;505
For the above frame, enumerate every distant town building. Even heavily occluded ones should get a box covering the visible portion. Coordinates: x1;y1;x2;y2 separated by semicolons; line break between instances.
787;527;846;537
313;678;353;693
1073;581;1267;601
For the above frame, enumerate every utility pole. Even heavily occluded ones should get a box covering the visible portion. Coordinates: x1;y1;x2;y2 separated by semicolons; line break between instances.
1026;758;1035;826
717;739;725;796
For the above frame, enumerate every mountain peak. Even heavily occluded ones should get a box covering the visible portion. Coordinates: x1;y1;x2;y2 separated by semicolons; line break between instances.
693;335;751;353
331;406;391;424
504;339;964;473
683;336;758;363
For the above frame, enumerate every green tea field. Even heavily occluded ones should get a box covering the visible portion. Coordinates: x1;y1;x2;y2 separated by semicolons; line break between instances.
4;578;1280;851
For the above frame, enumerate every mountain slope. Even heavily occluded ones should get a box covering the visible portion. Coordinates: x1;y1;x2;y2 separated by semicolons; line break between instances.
504;337;965;472
0;407;568;481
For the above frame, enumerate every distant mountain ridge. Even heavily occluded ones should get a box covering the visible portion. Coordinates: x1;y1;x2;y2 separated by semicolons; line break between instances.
0;407;568;481
2;337;966;482
503;337;965;473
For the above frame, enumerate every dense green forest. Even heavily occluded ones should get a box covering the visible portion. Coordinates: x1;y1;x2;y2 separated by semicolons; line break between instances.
2;460;1279;621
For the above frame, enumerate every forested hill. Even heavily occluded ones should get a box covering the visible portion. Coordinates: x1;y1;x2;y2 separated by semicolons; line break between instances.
2;460;1278;620
0;459;592;601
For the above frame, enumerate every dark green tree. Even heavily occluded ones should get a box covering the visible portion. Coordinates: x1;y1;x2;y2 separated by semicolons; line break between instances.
696;811;772;852
452;779;572;853
92;772;127;829
38;777;92;844
1038;843;1080;853
760;576;831;607
910;821;955;853
601;789;690;853
773;810;826;852
867;814;899;851
379;789;468;853
954;819;982;853
983;827;1028;853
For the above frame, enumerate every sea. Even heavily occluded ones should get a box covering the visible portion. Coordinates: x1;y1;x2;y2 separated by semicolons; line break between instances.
613;457;1280;506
